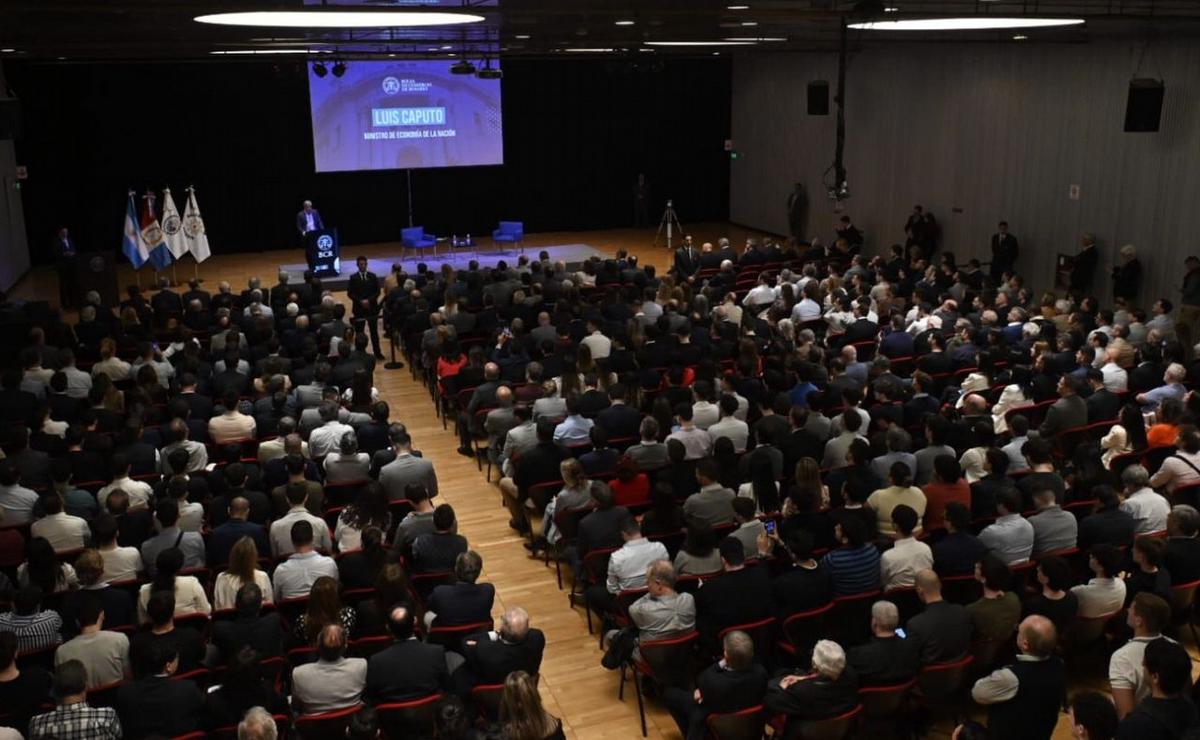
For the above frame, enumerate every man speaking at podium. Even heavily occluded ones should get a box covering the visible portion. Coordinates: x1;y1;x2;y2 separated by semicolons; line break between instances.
296;200;324;243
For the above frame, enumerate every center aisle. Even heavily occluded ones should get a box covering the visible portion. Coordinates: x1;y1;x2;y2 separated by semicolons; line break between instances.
371;243;688;738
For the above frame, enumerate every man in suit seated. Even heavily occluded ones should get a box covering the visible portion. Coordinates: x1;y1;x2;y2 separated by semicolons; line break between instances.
663;629;768;740
292;624;367;715
765;639;860;732
847;600;920;686
458;606;546;690
115;638;205;737
425;550;495;628
365;604;451;702
1085;368;1121;423
695;538;774;649
211;583;284;664
1040;375;1088;439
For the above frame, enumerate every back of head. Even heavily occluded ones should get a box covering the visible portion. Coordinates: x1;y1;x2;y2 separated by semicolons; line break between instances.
1144;638;1192;695
722;630;755;671
1069;692;1119;740
433;503;456;532
238;707;279;740
387;604;415;640
811;639;846;680
54;659;88;700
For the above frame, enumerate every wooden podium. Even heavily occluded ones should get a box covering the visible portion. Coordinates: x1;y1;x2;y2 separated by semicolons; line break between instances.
76;250;120;306
1055;253;1076;290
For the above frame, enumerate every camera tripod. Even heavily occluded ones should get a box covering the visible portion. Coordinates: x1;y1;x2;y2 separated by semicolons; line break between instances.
653;199;684;250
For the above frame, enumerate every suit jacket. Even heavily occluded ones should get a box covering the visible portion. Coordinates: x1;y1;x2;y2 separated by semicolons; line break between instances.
842;319;880;346
847;634;920;686
694;567;774;639
1086;388;1121;423
211;613;285;663
463;629;546;684
1039;395;1087;438
116;675;205;737
696;660;769;716
348;271;381;316
427;582;496;626
365;639;449;702
990;233;1019;274
674;246;701;277
297;208;325;235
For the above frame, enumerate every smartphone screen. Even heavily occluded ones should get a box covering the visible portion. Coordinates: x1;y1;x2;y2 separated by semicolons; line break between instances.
764;520;776;535
896;628;907;639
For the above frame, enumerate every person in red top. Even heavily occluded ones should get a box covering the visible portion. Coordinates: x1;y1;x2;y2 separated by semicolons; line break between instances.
436;338;468;395
921;455;972;532
609;455;650;509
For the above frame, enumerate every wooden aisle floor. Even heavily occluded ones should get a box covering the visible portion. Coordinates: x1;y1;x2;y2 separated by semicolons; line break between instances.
11;222;1196;739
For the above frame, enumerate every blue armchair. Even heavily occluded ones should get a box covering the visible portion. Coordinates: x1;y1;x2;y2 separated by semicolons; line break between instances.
491;221;524;253
401;226;437;261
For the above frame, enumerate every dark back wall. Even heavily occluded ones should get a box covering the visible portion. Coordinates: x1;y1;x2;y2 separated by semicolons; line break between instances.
6;58;731;262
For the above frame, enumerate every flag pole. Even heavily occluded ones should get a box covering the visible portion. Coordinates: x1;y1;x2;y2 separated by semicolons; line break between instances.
187;184;206;284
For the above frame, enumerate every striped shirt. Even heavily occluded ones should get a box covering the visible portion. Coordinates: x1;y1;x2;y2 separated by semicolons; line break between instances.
0;609;62;653
28;702;122;740
822;544;882;596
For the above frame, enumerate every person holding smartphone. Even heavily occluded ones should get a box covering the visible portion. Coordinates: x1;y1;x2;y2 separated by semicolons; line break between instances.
846;600;920;686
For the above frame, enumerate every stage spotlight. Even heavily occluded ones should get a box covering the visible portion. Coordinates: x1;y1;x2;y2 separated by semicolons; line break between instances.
450;59;477;75
332;61;346;77
476;58;502;79
312;60;328;77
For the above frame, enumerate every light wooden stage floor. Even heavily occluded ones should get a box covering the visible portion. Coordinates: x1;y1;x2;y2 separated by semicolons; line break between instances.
11;223;1191;739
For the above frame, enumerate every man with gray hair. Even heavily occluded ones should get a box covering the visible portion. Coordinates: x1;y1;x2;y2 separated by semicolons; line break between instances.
237;707;277;740
766;639;858;724
460;606;546;688
663;629;768;740
627;559;695;642
292;624;367;714
1136;362;1187;411
970;615;1065;738
847;601;919;686
1120;465;1170;534
1166;504;1200;584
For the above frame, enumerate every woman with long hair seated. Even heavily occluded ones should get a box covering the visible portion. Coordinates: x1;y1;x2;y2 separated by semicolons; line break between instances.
337;526;390;590
213;536;273;610
334;481;391;552
18;537;77;593
673;520;723;576
500;670;565;740
292;575;356;645
1101;402;1149;468
138;547;211;623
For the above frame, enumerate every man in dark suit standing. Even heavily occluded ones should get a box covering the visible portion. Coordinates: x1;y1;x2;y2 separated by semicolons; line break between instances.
348;256;385;359
365;604;450;702
990;221;1019;283
663;630;768;740
52;226;80;308
673;236;700;279
296;199;324;241
1070;232;1099;298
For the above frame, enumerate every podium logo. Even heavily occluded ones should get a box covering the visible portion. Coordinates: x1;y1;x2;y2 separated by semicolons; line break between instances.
317;234;334;253
382;76;401;95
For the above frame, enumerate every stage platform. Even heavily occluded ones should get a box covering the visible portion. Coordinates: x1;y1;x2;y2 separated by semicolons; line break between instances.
281;242;605;291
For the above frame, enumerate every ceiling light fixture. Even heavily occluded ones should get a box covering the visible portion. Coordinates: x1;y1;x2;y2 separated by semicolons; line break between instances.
195;11;484;28
332;61;346;77
723;36;786;41
740;21;758;26
848;17;1084;30
615;20;635;26
450;58;476;74
644;40;756;46
727;4;750;9
883;6;899;11
210;48;332;55
563;48;617;52
1012;34;1028;39
312;60;327;76
0;48;15;53
515;34;531;39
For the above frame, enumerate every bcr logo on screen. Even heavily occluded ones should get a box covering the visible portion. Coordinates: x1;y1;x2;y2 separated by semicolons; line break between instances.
382;77;401;95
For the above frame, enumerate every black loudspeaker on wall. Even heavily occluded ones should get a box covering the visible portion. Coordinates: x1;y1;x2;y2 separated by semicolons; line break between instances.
1125;78;1165;132
808;81;830;116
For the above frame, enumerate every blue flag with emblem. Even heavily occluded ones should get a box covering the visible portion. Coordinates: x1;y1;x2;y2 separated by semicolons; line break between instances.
122;191;148;269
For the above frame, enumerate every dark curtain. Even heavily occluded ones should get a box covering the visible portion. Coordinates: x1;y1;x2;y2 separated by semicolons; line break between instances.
6;57;731;262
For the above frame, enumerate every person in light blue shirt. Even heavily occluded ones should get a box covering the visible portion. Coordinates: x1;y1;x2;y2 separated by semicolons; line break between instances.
552;394;594;447
1001;415;1031;472
978;489;1035;565
1136;363;1187;411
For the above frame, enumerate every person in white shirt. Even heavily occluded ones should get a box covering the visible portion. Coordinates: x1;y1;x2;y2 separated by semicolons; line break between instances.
1149;425;1200;493
270;483;333;557
706;395;750;453
307;401;353;460
1099;347;1128;392
1110;592;1175;719
791;284;822;323
880;505;933;590
273;520;339;601
1071;544;1127;618
0;460;41;524
742;273;776;309
31;494;89;553
1119;465;1171;534
691;382;720;431
97;455;153;511
92;515;143;583
580;320;612;360
213;536;273;610
91;337;132;382
666;405;713;461
586;516;668;618
160;478;205;533
137;548;211;624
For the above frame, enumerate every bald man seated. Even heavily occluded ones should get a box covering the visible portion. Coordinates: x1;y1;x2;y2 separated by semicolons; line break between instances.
292;624;367;715
971;615;1066;739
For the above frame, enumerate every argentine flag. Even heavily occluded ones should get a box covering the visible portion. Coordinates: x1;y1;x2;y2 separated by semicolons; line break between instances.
140;192;174;270
122;191;148;269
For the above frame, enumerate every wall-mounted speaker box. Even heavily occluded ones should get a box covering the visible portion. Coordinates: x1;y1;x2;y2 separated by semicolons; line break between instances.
807;81;829;116
1125;78;1165;132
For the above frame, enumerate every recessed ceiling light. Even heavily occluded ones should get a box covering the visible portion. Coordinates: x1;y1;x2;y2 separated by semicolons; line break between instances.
723;36;787;41
727;5;750;9
712;51;721;55
388;53;397;57
427;47;439;51
883;6;899;11
194;11;484;28
1012;34;1028;39
615;20;635;26
564;47;616;52
740;21;758;26
440;45;453;50
515;34;531;39
0;48;14;53
644;40;756;46
849;17;1084;30
210;48;332;55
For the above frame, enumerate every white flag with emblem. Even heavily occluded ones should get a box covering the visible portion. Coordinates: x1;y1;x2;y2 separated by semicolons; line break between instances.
182;186;211;263
160;188;188;259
